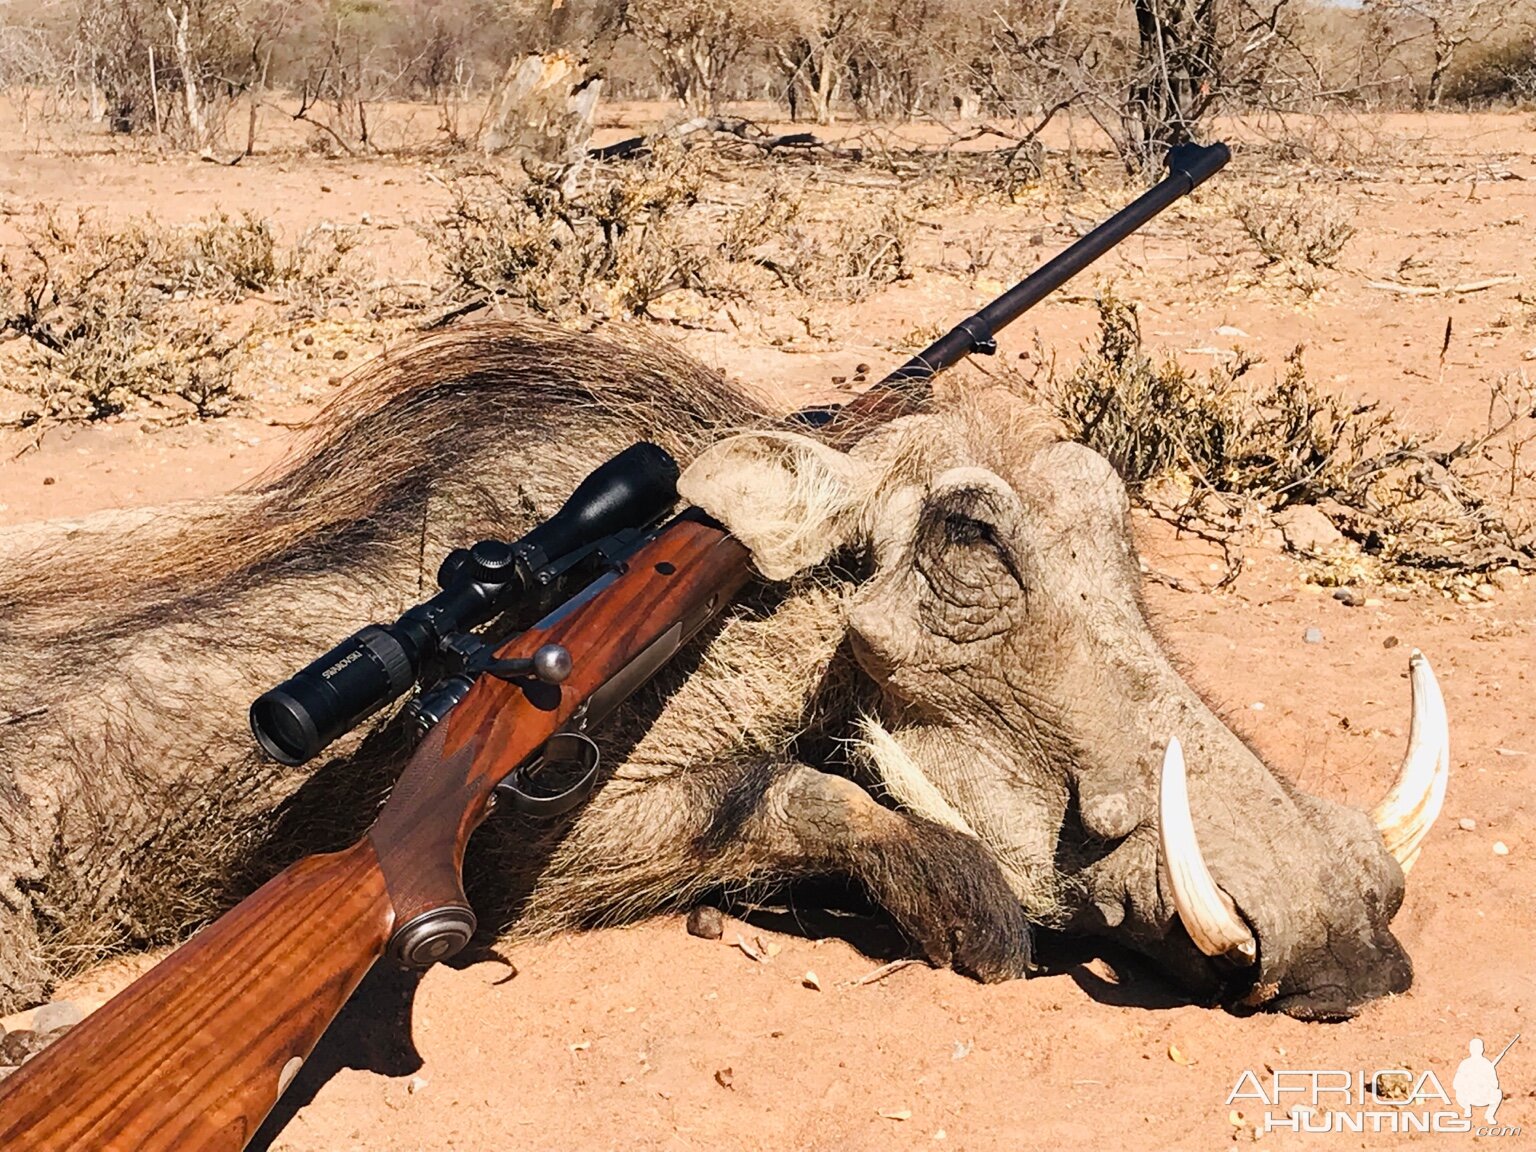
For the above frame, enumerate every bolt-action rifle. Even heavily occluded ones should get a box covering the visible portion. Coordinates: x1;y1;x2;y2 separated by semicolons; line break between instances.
0;142;1229;1151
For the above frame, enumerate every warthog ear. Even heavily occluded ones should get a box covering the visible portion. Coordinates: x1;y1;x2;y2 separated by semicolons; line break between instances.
680;431;873;580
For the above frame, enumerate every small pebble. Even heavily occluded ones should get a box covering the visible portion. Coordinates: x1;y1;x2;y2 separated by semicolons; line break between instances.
1250;701;1265;711
1;1030;44;1065
407;1075;429;1094
1493;841;1509;857
1303;627;1324;644
1383;636;1400;649
1332;589;1363;607
1459;817;1477;831
332;349;348;360
855;363;872;374
42;476;55;486
686;905;724;940
31;1001;82;1035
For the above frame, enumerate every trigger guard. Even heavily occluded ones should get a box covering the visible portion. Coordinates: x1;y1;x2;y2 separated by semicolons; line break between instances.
496;731;601;817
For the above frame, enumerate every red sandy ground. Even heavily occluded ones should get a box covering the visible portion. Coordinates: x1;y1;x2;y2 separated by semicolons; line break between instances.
2;104;1532;1149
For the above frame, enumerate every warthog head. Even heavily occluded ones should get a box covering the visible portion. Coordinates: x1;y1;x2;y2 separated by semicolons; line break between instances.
682;384;1448;1019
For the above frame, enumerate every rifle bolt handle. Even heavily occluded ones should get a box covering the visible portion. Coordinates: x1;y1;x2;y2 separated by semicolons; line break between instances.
531;643;572;684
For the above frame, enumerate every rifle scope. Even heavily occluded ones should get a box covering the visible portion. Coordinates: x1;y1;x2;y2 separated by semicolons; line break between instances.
250;441;680;767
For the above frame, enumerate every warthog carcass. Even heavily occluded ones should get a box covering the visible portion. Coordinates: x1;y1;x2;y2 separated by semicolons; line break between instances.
0;318;1446;1020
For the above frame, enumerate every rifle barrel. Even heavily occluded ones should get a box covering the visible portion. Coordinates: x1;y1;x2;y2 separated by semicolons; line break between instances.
1492;1033;1521;1066
882;141;1231;386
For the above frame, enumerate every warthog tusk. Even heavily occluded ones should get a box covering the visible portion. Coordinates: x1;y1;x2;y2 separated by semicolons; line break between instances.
1159;736;1258;964
1372;649;1450;873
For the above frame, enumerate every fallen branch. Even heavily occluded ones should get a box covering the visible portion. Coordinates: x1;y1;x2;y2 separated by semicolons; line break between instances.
1365;275;1519;297
591;116;862;162
844;958;920;987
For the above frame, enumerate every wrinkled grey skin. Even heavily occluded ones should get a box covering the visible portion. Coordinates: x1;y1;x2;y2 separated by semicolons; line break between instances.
0;323;1412;1020
683;386;1413;1019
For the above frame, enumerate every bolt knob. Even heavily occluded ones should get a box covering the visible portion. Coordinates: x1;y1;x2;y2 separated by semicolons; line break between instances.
532;644;573;684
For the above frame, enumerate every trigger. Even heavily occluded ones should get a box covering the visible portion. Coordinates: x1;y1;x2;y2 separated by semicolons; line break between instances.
495;731;601;816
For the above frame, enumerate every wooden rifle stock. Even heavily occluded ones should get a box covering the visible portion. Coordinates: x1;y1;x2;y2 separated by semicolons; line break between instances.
0;843;392;1151
0;514;749;1151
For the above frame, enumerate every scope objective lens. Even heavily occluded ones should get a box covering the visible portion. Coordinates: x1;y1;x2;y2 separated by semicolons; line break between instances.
250;624;416;765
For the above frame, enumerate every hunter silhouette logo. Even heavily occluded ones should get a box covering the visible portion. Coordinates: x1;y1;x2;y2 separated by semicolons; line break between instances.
1455;1035;1518;1125
1228;1033;1522;1136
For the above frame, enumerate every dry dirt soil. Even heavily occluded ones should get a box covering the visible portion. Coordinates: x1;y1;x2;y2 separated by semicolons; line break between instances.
2;105;1534;1149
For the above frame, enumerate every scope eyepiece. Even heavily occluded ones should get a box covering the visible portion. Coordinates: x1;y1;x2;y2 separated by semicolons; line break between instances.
250;624;417;766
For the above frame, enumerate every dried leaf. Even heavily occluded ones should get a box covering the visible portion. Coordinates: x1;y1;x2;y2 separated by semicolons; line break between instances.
803;970;821;990
879;1108;912;1121
734;934;766;963
714;1067;734;1090
1168;1043;1196;1065
760;937;782;959
569;1040;590;1052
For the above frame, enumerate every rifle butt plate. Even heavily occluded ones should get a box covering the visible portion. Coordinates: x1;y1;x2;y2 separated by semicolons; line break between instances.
388;905;476;968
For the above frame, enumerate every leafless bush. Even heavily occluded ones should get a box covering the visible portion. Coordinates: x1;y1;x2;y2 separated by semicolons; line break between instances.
1233;186;1356;269
625;0;763;114
123;212;364;312
1029;295;1536;585
428;145;707;317
274;226;368;318
0;211;249;423
0;209;369;426
765;203;912;301
152;212;280;299
426;144;912;315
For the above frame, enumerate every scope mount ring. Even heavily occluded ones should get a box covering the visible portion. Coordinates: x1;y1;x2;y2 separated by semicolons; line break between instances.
496;730;601;817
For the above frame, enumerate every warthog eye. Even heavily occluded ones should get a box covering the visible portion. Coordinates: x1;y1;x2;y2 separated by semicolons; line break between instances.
915;488;1025;603
944;512;993;547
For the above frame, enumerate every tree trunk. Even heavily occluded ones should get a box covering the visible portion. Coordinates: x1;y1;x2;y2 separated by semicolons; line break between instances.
166;4;207;151
1127;0;1218;171
1427;41;1451;106
478;52;601;162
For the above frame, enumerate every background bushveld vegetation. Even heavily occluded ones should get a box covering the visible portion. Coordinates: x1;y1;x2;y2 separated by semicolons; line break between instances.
0;0;1533;592
0;0;1534;161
